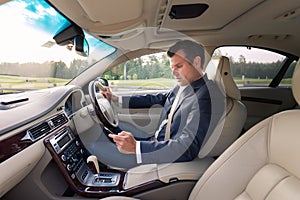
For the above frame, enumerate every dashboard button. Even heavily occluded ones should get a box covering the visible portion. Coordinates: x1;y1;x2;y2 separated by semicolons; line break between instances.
61;154;67;161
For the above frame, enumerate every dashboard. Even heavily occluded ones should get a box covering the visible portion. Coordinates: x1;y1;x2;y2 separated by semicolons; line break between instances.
0;83;165;198
0;84;167;199
0;85;83;136
0;85;86;197
64;89;85;118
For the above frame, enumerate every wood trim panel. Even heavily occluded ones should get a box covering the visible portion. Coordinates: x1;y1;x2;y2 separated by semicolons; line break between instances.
0;113;68;163
0;130;32;163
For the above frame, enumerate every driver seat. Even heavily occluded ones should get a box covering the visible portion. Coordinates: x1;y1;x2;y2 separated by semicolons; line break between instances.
198;56;247;158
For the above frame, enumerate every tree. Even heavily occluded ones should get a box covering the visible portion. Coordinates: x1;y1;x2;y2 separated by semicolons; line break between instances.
52;61;67;78
238;55;246;63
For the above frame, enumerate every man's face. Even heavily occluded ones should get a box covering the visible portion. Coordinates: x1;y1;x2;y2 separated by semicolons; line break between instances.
170;50;202;86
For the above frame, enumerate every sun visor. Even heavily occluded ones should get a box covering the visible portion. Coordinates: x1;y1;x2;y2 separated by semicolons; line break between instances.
169;4;208;19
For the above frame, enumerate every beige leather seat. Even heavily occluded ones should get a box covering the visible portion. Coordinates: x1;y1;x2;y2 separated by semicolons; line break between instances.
199;56;247;158
189;59;300;200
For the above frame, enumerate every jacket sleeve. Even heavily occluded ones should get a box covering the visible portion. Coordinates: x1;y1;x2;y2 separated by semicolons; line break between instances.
122;93;168;109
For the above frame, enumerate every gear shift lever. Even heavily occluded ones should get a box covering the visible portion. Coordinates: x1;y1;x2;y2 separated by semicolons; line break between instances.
87;155;100;174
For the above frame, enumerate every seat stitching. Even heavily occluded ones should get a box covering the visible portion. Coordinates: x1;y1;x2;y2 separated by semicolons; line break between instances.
264;174;291;199
225;98;233;117
267;115;274;164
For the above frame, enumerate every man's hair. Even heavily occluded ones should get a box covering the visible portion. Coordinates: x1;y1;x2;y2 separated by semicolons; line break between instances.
167;40;205;67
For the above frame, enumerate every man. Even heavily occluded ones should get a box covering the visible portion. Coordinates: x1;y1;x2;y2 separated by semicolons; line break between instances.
99;40;225;168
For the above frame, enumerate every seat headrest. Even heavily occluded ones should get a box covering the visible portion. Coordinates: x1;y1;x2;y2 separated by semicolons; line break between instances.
292;60;300;105
205;56;240;100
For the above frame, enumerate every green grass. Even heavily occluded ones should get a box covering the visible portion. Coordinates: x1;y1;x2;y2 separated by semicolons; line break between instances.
1;75;292;94
280;78;292;84
0;75;70;92
234;78;292;85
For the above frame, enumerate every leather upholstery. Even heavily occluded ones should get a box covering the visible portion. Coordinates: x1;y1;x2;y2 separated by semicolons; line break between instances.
199;56;246;158
189;60;300;200
206;56;241;100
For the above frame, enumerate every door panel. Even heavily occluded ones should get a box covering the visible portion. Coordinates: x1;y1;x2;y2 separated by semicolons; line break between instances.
240;87;296;130
117;106;163;135
114;90;165;136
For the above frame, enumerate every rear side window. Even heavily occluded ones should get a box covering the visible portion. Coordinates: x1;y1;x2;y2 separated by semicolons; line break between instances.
281;60;297;86
213;47;287;86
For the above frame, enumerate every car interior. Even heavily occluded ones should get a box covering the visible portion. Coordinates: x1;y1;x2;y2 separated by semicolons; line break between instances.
0;0;300;199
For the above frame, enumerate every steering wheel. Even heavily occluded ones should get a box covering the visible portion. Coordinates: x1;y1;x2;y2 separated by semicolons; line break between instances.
88;79;119;131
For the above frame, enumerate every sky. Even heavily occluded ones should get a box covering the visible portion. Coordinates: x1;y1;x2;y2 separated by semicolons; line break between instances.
0;0;75;64
0;0;115;66
218;46;286;63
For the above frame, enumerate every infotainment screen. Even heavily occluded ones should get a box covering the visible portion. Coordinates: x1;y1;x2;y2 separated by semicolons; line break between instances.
49;128;75;154
58;134;71;149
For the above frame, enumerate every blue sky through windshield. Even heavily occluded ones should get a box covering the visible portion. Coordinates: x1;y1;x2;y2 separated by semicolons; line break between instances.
0;0;115;65
0;0;68;35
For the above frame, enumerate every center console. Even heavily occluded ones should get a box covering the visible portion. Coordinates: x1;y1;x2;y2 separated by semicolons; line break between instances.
48;127;120;187
44;126;164;198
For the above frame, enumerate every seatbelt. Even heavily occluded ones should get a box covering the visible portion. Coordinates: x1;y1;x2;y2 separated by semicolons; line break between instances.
164;86;186;140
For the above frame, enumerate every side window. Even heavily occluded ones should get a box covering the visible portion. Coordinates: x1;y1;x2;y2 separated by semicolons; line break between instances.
102;52;175;94
281;60;297;86
213;47;288;87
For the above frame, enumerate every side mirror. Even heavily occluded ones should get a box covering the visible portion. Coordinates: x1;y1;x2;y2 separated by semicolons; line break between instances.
53;23;89;57
95;77;109;93
96;77;109;86
99;77;109;86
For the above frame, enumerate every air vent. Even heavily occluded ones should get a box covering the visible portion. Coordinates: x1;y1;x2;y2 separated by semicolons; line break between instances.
51;113;68;127
28;122;51;140
24;113;68;141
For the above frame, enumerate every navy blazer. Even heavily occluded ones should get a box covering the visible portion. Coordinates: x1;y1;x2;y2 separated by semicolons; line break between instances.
122;75;225;164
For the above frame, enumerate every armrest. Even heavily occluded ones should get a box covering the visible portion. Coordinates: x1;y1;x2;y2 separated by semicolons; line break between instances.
157;157;215;183
124;164;158;189
124;157;215;189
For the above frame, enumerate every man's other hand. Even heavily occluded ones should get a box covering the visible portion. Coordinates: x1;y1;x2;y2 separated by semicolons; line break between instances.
109;131;136;154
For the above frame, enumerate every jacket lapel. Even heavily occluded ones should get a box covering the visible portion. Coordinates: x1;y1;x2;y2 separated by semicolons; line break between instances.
172;74;209;115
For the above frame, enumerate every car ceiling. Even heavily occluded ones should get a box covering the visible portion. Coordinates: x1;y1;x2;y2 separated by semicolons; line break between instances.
48;0;300;56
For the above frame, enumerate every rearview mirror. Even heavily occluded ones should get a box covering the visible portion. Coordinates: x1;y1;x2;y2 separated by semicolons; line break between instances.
53;23;89;57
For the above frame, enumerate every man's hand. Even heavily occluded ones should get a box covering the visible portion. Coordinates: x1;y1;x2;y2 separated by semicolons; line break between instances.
101;86;119;102
109;131;136;154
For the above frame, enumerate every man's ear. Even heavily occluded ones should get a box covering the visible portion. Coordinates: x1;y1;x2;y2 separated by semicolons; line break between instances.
193;56;202;70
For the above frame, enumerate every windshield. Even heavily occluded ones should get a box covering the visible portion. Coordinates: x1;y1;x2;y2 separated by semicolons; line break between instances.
0;0;116;94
